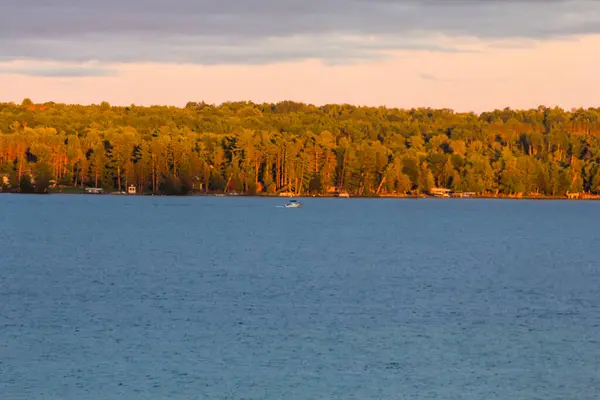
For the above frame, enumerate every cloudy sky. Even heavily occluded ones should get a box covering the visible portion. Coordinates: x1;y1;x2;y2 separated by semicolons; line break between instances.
1;0;599;111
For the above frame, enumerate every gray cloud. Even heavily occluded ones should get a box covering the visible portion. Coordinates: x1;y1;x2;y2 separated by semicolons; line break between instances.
0;0;599;64
0;65;117;78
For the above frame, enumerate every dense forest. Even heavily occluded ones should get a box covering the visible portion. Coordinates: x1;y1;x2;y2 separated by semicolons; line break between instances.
1;98;600;196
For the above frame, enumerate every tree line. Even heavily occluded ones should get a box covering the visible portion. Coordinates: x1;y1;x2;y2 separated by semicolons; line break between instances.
1;98;600;196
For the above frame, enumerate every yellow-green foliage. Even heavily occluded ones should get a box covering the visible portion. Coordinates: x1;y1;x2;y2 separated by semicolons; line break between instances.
1;100;599;195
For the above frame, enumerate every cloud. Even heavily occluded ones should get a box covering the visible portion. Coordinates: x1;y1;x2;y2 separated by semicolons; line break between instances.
418;71;511;84
0;34;478;66
0;62;117;78
419;73;445;82
1;0;599;65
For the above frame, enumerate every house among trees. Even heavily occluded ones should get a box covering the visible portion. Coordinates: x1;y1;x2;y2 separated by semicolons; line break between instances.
452;192;475;198
127;184;136;194
429;187;452;197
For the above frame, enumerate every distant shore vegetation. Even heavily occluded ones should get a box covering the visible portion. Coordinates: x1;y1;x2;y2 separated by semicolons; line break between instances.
1;98;600;198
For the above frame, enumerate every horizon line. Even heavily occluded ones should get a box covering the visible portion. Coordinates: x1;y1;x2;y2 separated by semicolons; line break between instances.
5;99;600;115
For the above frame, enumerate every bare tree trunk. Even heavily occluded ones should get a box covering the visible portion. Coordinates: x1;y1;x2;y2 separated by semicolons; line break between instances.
255;159;259;183
117;166;121;192
376;177;386;194
152;155;156;194
276;152;281;189
339;150;348;188
282;148;287;188
17;159;22;184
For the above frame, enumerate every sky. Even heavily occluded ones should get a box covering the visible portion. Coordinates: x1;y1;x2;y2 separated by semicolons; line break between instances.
1;0;599;112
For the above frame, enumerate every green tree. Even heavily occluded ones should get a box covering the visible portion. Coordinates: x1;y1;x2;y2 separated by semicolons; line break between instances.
0;100;598;197
32;162;54;193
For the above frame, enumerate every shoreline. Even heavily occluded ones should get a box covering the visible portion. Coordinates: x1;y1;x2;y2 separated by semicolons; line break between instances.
3;191;599;201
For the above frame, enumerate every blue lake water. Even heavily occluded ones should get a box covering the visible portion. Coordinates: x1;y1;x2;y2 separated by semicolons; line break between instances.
1;195;599;399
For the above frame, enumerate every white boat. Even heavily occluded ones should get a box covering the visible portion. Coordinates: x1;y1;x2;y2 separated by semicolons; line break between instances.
284;199;302;208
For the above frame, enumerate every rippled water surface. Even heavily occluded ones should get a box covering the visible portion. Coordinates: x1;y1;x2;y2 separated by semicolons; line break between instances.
1;195;599;399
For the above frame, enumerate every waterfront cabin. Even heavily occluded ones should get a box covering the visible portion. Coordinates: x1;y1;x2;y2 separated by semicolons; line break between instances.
452;192;476;198
566;191;580;200
127;184;136;195
85;187;104;194
429;187;451;198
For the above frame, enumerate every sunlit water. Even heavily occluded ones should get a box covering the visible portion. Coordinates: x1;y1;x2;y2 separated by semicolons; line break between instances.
1;195;599;399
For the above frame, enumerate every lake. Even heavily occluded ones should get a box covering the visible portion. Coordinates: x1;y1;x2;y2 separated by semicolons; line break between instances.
1;195;599;399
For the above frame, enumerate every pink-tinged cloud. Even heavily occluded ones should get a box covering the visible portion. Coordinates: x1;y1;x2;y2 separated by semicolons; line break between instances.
1;35;599;113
